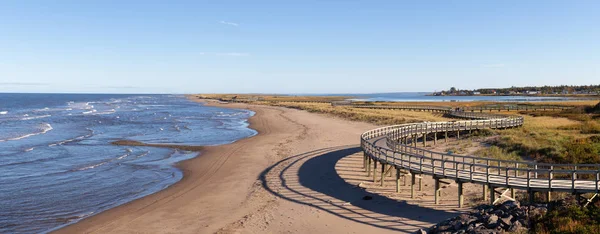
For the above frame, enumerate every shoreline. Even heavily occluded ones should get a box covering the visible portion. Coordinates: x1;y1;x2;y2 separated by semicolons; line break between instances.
54;98;473;233
54;100;266;233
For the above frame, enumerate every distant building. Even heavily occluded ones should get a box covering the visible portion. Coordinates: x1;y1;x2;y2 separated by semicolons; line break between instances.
473;91;481;95
526;91;540;95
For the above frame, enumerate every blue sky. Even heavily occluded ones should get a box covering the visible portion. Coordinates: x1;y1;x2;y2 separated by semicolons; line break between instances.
0;1;598;94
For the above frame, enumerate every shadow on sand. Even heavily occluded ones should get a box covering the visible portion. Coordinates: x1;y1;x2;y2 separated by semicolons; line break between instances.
259;145;459;233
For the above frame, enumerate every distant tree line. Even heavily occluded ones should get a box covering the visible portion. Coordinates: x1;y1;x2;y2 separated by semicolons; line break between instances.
433;85;600;96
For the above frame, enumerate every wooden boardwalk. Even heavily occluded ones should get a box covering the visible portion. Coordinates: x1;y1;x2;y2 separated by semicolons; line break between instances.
358;105;598;207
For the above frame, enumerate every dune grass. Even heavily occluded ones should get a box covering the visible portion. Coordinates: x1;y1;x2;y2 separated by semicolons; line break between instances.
265;102;451;125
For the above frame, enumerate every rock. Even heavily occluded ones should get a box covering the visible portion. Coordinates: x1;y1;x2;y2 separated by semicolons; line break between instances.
452;220;463;231
508;219;523;232
362;195;373;200
457;214;478;226
436;224;452;232
416;228;427;234
500;200;520;211
493;209;504;217
485;214;499;229
357;182;367;189
500;214;513;227
513;209;526;219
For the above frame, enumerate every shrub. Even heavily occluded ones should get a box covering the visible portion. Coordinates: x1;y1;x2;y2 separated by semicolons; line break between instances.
581;121;600;134
474;146;521;161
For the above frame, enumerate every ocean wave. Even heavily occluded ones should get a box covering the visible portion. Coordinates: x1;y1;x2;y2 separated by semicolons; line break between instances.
73;161;109;171
74;148;133;170
92;109;116;115
82;109;97;115
0;111;7;115
0;123;53;142
68;101;94;110
21;114;51;121
48;134;92;147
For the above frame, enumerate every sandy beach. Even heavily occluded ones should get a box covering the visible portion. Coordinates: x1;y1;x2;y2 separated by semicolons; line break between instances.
56;99;471;234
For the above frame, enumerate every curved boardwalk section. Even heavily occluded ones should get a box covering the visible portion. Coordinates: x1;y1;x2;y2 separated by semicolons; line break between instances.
358;105;599;208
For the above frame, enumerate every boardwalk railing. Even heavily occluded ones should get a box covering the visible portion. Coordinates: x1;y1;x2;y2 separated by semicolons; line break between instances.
359;107;599;207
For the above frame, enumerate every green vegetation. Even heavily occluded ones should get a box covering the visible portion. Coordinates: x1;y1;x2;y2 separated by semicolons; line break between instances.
474;146;521;161
266;102;450;125
533;198;600;234
487;103;600;164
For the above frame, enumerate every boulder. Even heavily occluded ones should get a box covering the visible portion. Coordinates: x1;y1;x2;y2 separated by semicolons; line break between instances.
436;224;453;232
500;200;520;212
416;228;427;234
485;214;499;229
499;215;514;230
508;220;524;232
493;209;504;217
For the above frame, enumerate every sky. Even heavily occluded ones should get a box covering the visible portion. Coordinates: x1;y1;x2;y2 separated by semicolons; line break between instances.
0;1;599;94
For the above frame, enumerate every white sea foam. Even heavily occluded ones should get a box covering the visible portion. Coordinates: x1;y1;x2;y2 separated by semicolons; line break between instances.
82;109;97;115
0;111;7;115
93;109;116;115
74;161;108;171
0;123;53;142
49;133;91;147
21;114;51;120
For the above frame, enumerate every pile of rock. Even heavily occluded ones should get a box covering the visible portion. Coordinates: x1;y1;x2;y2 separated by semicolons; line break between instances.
423;201;548;233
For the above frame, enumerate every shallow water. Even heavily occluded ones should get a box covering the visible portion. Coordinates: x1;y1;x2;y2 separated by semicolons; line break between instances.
0;94;256;233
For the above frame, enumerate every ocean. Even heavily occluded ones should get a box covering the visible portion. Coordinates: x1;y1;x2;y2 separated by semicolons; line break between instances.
0;94;256;233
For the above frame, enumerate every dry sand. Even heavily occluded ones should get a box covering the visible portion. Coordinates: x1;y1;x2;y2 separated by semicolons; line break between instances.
56;99;478;234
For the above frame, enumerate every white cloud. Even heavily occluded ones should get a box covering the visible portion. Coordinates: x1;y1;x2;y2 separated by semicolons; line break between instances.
219;21;239;27
482;64;505;68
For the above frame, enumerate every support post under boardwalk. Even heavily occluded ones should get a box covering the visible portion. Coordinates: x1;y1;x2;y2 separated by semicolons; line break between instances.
489;185;495;205
434;132;437;145
363;153;366;170
528;190;535;205
547;191;551;202
423;133;427;146
457;130;460;139
380;163;386;186
445;131;448;143
367;158;371;177
373;160;378;182
395;168;401;193
434;178;441;205
419;177;423;191
483;184;488;201
511;188;515;199
411;173;416;198
458;181;464;208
